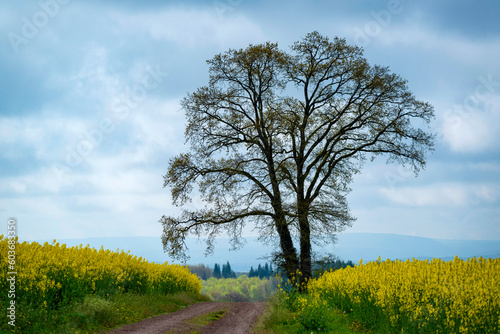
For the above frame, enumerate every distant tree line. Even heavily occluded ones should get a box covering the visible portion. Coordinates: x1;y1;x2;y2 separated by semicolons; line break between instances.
188;262;237;279
270;252;354;279
213;261;236;278
189;261;273;280
189;256;353;280
187;263;213;280
311;256;354;278
248;263;273;279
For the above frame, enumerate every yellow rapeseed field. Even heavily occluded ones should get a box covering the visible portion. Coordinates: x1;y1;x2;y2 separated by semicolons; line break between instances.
0;235;201;311
305;257;500;333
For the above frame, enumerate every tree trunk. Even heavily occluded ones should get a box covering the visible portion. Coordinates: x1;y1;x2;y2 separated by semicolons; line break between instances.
297;165;312;288
298;203;312;289
275;211;299;278
266;146;299;279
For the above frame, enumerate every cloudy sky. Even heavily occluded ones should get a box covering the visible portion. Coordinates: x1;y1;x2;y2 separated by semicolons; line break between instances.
1;0;499;243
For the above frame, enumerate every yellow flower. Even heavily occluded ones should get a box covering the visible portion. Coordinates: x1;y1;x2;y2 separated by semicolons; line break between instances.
306;256;500;333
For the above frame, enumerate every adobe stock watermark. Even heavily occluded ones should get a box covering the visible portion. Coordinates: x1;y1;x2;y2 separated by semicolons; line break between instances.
7;0;71;54
353;0;406;48
6;218;18;328
213;0;243;19
384;74;499;190
52;65;168;182
384;164;414;191
440;74;500;143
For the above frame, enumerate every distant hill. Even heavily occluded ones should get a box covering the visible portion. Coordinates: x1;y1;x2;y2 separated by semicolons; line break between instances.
333;233;500;263
28;233;500;272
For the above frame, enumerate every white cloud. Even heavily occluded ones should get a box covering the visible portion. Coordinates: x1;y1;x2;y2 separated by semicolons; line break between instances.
381;183;467;207
441;94;500;153
473;185;499;203
76;192;172;213
65;47;123;102
381;183;500;207
3;1;500;242
10;181;27;194
468;162;500;173
126;98;186;152
339;19;500;154
0;168;176;240
0;115;88;161
372;22;500;66
111;8;267;49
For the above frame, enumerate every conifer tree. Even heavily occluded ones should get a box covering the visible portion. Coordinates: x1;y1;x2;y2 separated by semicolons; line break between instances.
213;263;221;278
264;263;270;278
257;264;263;279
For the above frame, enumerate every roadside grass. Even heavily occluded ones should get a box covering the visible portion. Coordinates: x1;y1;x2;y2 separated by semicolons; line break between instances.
187;309;227;327
14;292;210;334
256;293;367;334
176;309;228;333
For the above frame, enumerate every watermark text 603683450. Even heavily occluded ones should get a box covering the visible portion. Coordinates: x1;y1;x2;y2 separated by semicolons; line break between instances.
6;218;18;327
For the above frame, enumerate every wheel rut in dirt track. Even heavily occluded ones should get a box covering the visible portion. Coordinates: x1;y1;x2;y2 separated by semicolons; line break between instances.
105;301;266;334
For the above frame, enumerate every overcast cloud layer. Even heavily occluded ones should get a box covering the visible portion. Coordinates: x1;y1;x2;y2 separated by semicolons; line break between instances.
1;0;499;242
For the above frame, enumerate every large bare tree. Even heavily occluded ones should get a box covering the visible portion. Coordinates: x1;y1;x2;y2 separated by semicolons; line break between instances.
160;32;434;282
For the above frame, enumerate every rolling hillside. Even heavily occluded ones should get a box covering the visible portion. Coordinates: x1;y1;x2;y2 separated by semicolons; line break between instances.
30;233;500;272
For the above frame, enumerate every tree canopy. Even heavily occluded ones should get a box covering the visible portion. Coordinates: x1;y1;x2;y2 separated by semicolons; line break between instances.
160;31;434;282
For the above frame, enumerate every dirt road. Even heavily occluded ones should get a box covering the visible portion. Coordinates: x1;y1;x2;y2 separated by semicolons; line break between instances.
105;302;266;334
